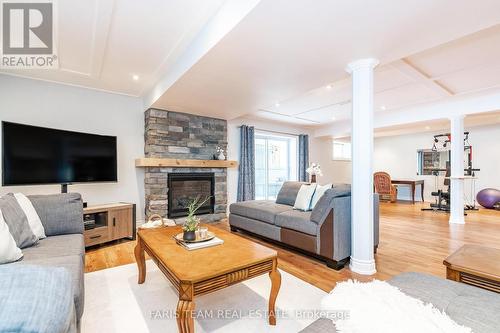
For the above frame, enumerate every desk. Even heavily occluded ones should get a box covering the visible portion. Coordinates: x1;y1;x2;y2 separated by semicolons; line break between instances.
391;179;424;204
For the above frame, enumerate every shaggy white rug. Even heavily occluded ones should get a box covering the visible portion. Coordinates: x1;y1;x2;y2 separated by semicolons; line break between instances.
321;280;472;333
82;260;326;333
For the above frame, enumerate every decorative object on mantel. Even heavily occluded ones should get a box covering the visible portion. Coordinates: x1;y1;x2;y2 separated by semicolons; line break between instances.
182;196;210;241
306;163;323;183
215;146;226;160
135;158;237;168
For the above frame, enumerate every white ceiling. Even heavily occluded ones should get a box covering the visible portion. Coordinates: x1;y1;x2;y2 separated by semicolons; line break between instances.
0;0;225;96
154;0;500;122
3;0;500;131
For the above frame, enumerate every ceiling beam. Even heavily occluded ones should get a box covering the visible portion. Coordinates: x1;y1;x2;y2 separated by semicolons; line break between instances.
392;59;455;97
314;87;500;138
89;0;115;79
142;0;262;110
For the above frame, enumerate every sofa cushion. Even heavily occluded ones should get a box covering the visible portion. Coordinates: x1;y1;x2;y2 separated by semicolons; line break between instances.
276;181;308;206
0;194;38;248
14;254;84;321
21;234;85;263
230;200;293;224
275;210;316;235
28;193;84;236
311;184;351;224
0;264;76;333
390;272;500;333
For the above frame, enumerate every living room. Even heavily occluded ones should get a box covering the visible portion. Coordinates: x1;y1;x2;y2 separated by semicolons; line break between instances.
1;1;500;333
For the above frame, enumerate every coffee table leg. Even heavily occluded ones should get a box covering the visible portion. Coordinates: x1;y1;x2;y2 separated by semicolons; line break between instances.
176;299;195;333
134;236;146;284
268;259;281;325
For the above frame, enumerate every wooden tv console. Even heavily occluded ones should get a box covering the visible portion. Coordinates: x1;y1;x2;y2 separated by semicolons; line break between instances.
83;203;136;247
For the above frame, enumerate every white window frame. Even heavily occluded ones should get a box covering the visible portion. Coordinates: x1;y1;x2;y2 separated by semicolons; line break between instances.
332;140;352;161
255;131;299;200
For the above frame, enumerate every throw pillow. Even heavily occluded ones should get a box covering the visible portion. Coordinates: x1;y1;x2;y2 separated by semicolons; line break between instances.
311;183;333;209
0;209;23;264
0;195;38;249
13;193;46;240
293;184;317;211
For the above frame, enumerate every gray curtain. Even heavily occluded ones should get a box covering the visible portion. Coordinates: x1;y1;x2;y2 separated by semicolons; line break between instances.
298;134;309;182
237;125;255;201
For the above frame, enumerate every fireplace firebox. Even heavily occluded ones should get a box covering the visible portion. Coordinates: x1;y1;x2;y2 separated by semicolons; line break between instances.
167;173;215;218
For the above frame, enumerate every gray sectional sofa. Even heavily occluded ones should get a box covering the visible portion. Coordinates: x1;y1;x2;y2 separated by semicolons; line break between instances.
229;182;379;269
0;193;85;333
300;272;500;333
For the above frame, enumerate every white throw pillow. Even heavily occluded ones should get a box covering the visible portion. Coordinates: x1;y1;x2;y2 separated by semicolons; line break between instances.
311;183;332;209
0;209;23;264
14;193;46;239
293;184;317;211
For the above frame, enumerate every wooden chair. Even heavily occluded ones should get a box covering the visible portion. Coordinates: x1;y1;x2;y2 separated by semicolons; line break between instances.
374;172;398;203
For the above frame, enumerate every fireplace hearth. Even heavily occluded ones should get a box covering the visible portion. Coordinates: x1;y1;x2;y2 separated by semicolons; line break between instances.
167;173;215;218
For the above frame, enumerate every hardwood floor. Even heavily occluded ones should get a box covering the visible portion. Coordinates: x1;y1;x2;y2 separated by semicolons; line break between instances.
85;202;500;292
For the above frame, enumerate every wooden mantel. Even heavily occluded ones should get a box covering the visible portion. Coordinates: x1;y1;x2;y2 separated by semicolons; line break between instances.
135;158;238;168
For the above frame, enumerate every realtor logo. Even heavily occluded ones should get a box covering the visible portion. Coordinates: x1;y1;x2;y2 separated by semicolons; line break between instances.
1;0;57;68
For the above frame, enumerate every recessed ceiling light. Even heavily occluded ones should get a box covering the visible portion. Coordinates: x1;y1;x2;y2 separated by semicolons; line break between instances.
331;116;336;121
326;85;332;90
380;105;387;111
132;74;139;81
275;102;280;108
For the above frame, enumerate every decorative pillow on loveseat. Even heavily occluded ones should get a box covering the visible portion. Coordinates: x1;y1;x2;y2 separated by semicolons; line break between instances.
0;195;38;249
293;184;317;211
0;209;23;264
13;193;46;240
311;183;332;208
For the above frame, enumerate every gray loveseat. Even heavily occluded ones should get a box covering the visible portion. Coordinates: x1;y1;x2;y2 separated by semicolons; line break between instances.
0;193;85;333
229;182;379;269
300;272;500;333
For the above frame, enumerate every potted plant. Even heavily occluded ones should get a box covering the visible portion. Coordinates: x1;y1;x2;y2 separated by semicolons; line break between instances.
183;196;210;241
306;163;323;183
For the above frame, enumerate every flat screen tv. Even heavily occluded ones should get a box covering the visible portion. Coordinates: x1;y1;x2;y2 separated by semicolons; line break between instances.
2;122;117;187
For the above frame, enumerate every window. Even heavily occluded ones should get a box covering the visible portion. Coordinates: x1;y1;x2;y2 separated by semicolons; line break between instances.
255;132;298;200
332;141;351;160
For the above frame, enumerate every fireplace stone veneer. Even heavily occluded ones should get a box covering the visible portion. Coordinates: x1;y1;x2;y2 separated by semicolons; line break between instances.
144;109;228;221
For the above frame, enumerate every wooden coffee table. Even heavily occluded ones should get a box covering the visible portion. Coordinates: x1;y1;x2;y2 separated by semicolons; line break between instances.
134;226;281;332
443;244;500;293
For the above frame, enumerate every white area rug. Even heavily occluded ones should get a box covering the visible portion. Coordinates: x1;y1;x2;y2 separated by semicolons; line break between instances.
321;280;471;333
82;260;326;333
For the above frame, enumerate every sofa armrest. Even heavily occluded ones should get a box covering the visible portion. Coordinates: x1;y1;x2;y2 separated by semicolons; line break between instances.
28;193;84;236
316;194;380;261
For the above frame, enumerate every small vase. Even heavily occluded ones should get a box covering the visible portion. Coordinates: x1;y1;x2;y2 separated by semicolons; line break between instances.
183;230;196;241
310;174;317;183
217;152;226;160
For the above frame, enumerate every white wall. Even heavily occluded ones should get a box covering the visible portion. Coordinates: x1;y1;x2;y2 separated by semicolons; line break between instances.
309;137;351;184
316;124;500;202
0;75;145;221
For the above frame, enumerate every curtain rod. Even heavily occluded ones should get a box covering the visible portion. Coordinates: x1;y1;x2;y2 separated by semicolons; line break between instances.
237;126;306;137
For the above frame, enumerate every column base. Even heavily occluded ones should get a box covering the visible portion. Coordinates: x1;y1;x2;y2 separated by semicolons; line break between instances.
449;216;465;224
349;257;376;275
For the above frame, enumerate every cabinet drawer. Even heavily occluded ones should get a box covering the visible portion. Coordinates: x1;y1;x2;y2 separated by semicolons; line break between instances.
84;226;109;247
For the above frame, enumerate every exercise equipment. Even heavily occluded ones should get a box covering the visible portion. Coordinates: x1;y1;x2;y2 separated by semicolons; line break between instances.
422;131;480;213
476;188;500;209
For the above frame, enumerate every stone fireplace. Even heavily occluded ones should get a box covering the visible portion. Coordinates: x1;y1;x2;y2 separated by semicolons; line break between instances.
143;109;228;221
167;173;215;218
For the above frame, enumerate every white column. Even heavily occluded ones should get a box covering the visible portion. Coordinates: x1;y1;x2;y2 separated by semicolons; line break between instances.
346;58;379;275
449;115;465;224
